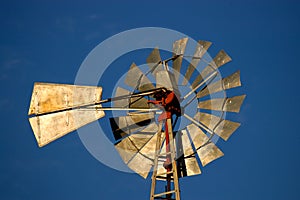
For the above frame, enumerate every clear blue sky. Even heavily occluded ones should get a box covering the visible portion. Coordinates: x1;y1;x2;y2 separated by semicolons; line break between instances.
0;0;299;199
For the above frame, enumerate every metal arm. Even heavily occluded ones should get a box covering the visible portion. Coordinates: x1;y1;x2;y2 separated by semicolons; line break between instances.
32;87;168;117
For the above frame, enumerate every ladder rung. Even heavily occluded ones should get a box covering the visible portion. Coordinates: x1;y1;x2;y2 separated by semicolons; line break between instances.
158;151;172;156
154;197;175;200
156;170;173;177
153;190;176;197
156;176;174;181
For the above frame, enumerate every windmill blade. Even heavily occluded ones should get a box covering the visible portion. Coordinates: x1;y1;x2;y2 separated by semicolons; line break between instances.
197;70;241;99
147;48;163;75
177;130;201;177
110;112;156;140
155;139;167;180
197;143;224;167
212;49;232;68
114;87;130;108
125;62;155;91
198;95;246;113
115;125;165;179
172;38;188;83
182;41;212;86
114;136;139;164
114;87;149;108
28;82;103;115
186;124;224;167
191;50;231;90
194;112;240;141
156;70;180;96
29;109;105;147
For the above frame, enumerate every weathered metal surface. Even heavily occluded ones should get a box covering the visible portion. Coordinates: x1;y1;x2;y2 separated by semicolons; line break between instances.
115;136;139;164
180;130;201;176
198;95;246;113
29;109;105;147
191;50;231;90
130;131;165;179
182;40;212;86
28;82;103;115
156;70;180;96
194;112;240;141
147;48;163;75
196;70;241;98
110;112;155;140
114;87;130;108
197;143;224;167
212;50;232;68
128;152;154;179
186;124;224;166
114;87;149;108
125;62;155;91
115;121;165;179
129;133;155;150
172;38;188;83
186;124;207;149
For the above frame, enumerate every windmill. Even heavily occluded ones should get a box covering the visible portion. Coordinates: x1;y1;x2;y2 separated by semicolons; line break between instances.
28;38;245;200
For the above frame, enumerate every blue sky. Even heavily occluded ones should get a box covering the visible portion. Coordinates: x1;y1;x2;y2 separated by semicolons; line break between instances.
0;0;299;199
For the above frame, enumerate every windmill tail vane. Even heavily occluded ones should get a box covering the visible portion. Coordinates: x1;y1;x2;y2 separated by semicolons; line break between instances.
27;37;245;200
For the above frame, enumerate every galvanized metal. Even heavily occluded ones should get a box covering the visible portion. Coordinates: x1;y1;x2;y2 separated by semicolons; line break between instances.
125;62;155;91
172;38;188;83
115;121;164;179
182;40;212;86
197;70;241;98
187;124;224;166
29;109;105;147
180;129;201;176
194;112;240;141
110;113;155;140
191;50;231;90
156;70;180;97
28;82;103;115
147;47;162;75
198;95;246;113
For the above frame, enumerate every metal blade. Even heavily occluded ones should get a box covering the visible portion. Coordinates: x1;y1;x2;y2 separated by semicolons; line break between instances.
115;137;139;164
110;112;155;141
191;50;231;89
29;109;105;147
182;41;212;86
198;143;224;167
129;132;156;150
186;124;207;148
179;130;201;177
186;124;223;167
212;49;232;68
114;87;130;108
114;128;157;164
127;129;165;179
28;82;103;115
172;38;188;83
114;87;149;108
156;70;180;96
147;48;162;75
194;112;240;141
127;152;154;179
124;62;155;91
197;70;241;98
198;95;246;113
156;139;167;179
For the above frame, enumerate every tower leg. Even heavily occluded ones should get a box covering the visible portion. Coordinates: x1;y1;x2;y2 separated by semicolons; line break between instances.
150;118;181;200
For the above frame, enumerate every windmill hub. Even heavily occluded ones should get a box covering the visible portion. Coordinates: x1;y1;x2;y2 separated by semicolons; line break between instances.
148;90;182;121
